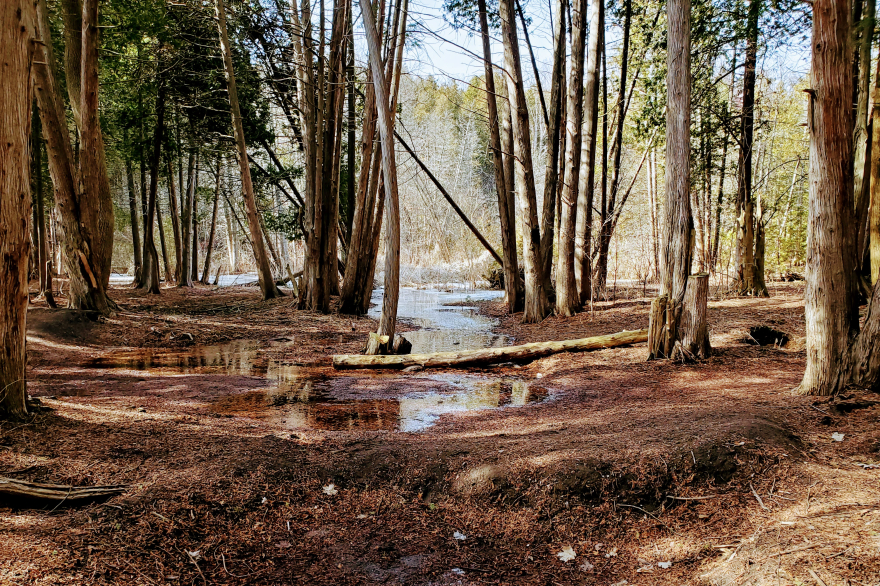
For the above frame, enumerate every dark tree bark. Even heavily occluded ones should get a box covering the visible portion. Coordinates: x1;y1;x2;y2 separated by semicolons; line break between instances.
538;0;567;295
155;196;172;283
556;0;588;316
575;0;603;302
179;148;196;288
33;101;54;305
201;156;222;284
734;0;767;296
124;128;142;282
499;0;550;323
165;156;183;283
0;0;35;419
140;58;167;295
594;0;631;295
79;0;115;291
60;0;83;131
215;0;282;300
478;0;520;313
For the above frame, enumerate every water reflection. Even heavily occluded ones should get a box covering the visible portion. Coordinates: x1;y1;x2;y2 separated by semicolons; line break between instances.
368;288;509;353
213;368;548;432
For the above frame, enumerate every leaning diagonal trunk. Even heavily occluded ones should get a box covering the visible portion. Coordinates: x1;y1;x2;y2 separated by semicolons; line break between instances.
499;0;549;323
556;0;588;316
478;0;519;313
0;0;35;419
360;0;401;354
215;0;281;300
575;0;602;303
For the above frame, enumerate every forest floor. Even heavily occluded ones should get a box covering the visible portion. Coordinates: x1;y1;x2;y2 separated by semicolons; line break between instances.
1;281;878;585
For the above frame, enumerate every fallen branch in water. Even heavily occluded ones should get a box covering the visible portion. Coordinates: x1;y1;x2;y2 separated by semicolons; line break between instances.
333;329;649;369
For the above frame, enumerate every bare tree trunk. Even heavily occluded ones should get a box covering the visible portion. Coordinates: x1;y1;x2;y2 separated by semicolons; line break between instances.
165;157;182;283
677;273;710;358
854;0;875;267
594;0;631;294
191;157;199;283
575;0;602;302
140;60;167;295
799;0;858;395
478;0;520;313
32;0;114;313
122;128;142;282
538;0;567;295
648;148;659;279
734;0;760;295
79;0;115;290
556;0;588;316
201;156;222;284
648;0;692;359
32;102;52;305
155;198;172;282
60;0;83;131
499;0;549;323
0;0;34;418
360;0;400;354
215;0;281;300
179;147;196;287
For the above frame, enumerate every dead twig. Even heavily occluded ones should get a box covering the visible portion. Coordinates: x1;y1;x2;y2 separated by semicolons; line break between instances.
807;568;828;586
768;543;818;558
750;483;770;511
185;550;207;585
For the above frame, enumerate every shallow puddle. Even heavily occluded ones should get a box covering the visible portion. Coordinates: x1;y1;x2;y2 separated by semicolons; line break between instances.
75;288;545;431
214;370;549;432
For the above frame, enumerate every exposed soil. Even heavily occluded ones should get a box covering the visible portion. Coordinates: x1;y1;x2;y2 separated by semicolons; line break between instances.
2;281;878;585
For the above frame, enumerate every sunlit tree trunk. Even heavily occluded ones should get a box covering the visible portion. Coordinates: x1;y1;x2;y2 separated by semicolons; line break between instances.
0;0;35;419
648;0;692;358
575;0;602;302
799;0;859;395
166;157;183;283
478;0;520;313
215;0;281;300
594;0;631;294
360;0;400;353
179;148;196;288
538;0;567;295
556;0;588;316
499;0;549;323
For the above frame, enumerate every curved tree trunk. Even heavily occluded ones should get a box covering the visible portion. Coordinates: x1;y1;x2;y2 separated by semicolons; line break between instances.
201;156;222;284
0;0;35;419
215;0;281;300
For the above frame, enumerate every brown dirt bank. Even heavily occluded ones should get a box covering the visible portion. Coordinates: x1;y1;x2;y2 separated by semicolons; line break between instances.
1;281;877;585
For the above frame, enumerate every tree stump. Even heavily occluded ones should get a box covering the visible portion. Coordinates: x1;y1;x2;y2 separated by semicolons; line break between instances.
677;273;711;359
647;295;668;360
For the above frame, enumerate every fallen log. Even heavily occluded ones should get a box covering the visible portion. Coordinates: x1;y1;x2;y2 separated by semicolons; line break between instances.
333;328;648;369
0;477;127;503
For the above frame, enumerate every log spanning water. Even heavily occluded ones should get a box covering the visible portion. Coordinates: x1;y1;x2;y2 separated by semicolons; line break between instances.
333;329;649;369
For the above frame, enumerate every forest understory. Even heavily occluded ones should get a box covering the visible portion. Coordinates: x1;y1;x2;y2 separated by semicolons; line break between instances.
1;283;878;586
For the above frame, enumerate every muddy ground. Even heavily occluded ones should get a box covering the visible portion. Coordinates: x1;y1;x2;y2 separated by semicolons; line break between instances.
1;281;878;585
